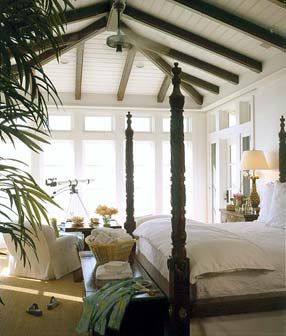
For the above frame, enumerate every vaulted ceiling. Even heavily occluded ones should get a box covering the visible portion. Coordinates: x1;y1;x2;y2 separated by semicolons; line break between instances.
43;0;286;108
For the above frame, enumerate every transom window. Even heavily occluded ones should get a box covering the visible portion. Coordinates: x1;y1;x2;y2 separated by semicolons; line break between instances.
84;116;113;131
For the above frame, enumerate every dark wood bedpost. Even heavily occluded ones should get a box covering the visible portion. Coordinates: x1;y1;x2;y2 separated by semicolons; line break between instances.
125;112;136;235
279;116;286;183
168;63;190;336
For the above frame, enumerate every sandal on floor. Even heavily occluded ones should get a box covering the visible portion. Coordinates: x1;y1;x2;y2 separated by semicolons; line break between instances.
47;296;59;310
26;303;43;317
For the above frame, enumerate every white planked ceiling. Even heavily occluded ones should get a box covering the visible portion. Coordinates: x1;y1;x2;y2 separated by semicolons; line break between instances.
44;49;76;93
82;32;127;94
43;0;286;106
125;52;165;95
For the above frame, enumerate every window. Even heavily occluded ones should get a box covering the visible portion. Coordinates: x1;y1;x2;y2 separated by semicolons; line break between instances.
17;110;194;222
0;142;31;170
41;140;74;181
81;141;116;216
241;135;251;195
134;141;155;216
132;117;152;132
49;115;72;131
228;111;236;127
40;140;74;220
84;116;113;131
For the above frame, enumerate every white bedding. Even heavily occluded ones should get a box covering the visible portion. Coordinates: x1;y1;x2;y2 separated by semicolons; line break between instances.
134;217;286;299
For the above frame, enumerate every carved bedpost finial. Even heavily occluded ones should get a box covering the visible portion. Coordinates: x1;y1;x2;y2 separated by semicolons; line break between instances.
169;63;184;110
127;111;132;129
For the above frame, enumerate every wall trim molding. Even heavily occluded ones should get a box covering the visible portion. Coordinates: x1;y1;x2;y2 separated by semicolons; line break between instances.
202;67;286;113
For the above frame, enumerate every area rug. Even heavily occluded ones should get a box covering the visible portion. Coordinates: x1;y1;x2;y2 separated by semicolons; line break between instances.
0;255;83;336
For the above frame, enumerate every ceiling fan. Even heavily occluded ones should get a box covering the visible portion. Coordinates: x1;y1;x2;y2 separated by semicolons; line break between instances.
106;0;132;52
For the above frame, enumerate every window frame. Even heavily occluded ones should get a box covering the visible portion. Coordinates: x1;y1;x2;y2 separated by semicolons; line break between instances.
30;108;193;221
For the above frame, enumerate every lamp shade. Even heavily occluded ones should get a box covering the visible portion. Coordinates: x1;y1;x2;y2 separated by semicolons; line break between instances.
241;150;269;170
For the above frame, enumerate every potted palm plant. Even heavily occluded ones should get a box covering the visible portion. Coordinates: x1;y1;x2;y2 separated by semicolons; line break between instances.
0;0;73;303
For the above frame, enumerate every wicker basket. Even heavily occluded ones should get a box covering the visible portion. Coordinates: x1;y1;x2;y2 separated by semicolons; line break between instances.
85;236;136;266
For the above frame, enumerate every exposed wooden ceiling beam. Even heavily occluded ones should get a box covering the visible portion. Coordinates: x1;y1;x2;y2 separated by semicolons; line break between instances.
124;6;263;73
39;16;107;52
75;44;85;100
140;49;203;105
122;24;239;84
12;17;107;73
157;75;171;103
117;47;136;101
181;82;203;105
43;17;106;64
142;49;219;94
170;0;286;51
267;0;286;9
64;2;109;23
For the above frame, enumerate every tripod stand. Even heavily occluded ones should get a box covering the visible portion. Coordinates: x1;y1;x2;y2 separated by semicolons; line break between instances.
47;178;93;220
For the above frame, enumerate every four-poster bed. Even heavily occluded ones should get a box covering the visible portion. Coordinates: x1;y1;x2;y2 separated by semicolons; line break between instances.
124;63;286;335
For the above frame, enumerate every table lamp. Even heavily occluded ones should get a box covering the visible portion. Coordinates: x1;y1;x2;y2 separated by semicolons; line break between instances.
241;150;269;210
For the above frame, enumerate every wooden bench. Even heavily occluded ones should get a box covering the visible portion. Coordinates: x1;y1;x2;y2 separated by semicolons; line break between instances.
79;251;169;336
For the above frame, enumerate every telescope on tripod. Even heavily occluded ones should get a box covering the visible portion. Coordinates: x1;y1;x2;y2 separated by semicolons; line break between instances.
46;177;95;220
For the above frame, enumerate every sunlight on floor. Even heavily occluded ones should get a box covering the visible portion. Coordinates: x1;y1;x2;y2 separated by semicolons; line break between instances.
43;291;83;303
0;266;9;276
13;276;41;282
0;284;39;295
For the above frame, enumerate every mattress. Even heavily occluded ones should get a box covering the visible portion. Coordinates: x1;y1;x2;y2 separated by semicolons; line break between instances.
137;220;286;299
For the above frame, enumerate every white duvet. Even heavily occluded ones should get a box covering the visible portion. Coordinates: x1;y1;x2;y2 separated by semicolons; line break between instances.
134;217;286;298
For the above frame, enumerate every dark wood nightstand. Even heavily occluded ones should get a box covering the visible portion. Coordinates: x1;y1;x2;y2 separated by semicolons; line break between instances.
220;209;259;223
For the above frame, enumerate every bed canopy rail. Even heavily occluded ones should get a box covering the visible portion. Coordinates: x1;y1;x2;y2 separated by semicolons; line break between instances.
279;115;286;183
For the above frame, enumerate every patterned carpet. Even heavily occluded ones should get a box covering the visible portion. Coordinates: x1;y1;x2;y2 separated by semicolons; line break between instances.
0;253;83;336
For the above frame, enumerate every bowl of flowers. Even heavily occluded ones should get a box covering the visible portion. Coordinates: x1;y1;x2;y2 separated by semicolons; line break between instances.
95;205;118;227
71;216;84;227
231;192;246;212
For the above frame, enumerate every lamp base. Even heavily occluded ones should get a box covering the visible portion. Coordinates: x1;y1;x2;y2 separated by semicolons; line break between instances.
250;176;260;210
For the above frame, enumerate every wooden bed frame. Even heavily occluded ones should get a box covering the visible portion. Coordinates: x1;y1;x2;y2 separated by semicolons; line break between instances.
124;63;286;335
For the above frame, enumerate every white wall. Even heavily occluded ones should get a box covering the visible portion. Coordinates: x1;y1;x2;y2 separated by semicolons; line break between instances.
254;70;286;182
204;68;286;221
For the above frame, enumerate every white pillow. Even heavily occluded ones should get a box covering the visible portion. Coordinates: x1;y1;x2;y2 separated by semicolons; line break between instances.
258;182;274;222
268;182;286;218
266;209;286;229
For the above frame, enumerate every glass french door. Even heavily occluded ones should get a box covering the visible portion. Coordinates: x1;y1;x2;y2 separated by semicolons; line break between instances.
241;134;251;196
210;143;217;222
226;138;240;201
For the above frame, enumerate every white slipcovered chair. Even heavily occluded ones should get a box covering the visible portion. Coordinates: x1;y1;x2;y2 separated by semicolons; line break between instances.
3;224;81;280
